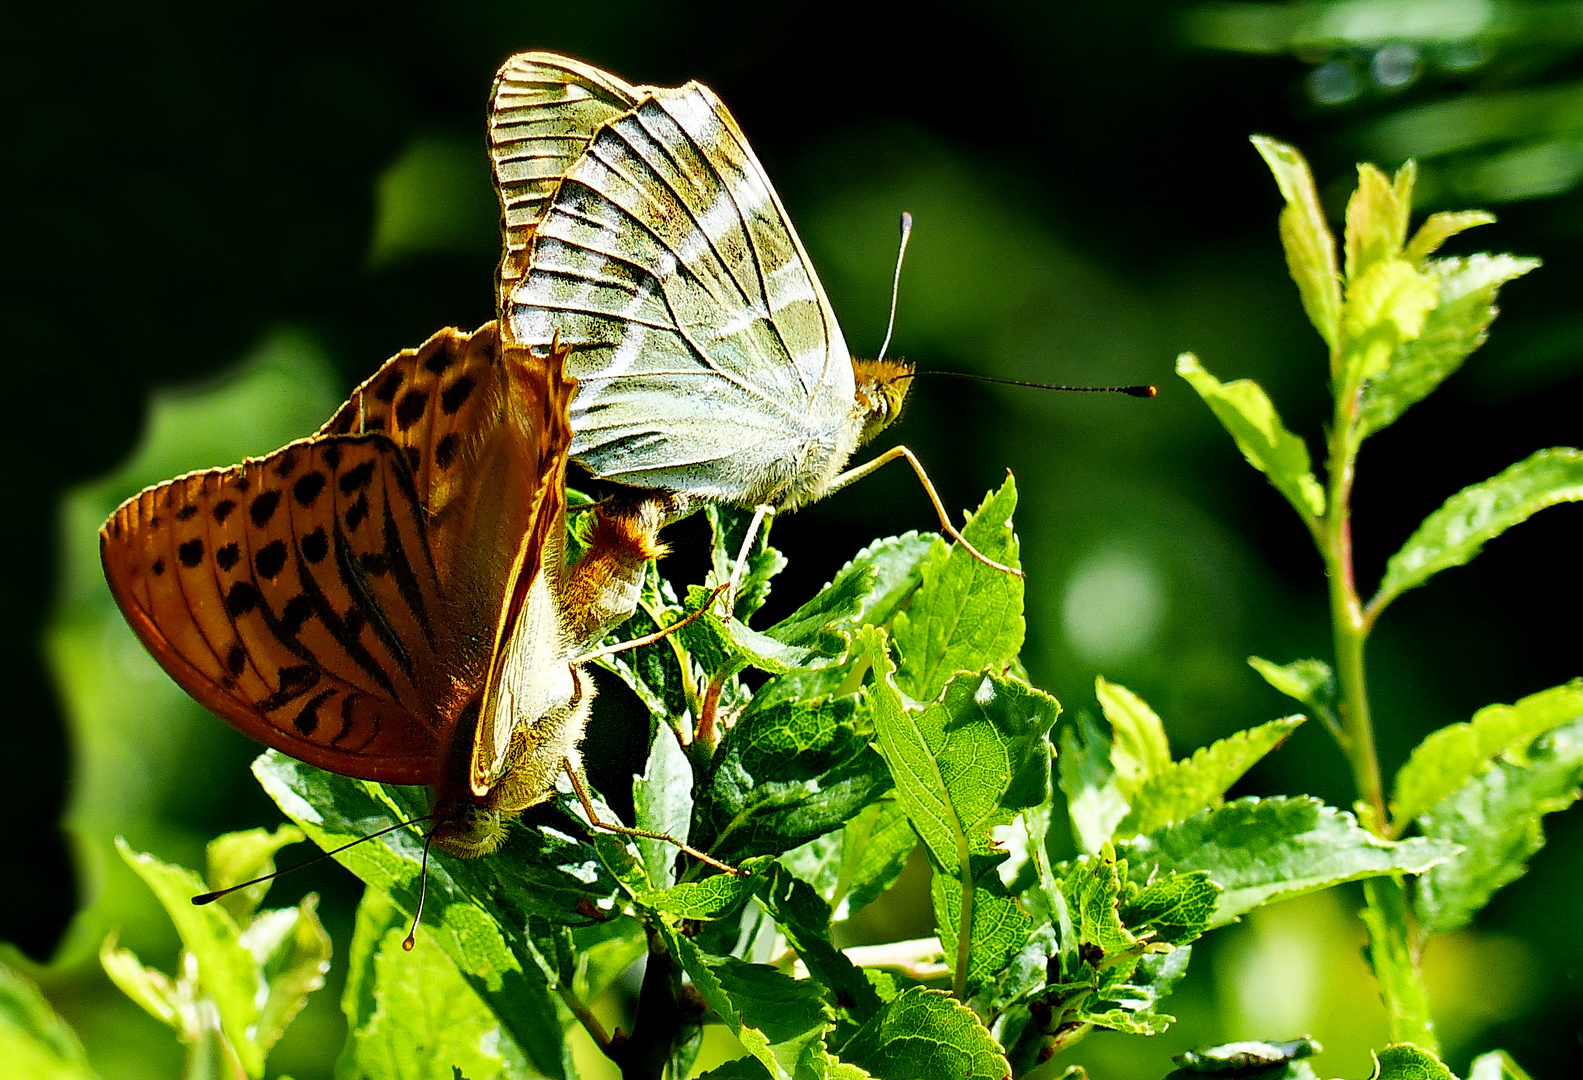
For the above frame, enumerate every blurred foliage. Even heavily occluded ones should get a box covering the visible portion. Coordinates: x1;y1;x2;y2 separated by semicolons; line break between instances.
6;2;1581;1079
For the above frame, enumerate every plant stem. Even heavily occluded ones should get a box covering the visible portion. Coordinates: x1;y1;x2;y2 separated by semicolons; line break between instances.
1323;411;1387;831
609;925;685;1080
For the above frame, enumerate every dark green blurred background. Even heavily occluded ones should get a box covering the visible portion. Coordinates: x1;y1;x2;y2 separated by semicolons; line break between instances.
5;2;1581;1077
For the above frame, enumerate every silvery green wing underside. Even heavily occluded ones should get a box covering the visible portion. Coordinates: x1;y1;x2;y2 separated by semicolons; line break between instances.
499;76;859;509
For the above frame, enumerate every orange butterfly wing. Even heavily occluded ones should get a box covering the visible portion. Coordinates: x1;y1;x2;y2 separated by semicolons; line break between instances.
101;324;575;787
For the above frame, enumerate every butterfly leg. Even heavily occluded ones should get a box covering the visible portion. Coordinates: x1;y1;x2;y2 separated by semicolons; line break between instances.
562;759;743;876
823;446;1025;578
720;503;775;619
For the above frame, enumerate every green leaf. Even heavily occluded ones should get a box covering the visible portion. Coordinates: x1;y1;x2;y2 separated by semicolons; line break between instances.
863;631;1058;875
1416;719;1583;933
0;958;101;1080
694;694;892;862
634;722;694;889
116;837;263;1077
1358;254;1540;437
680;588;823;677
1373;449;1583;613
1059;712;1128;855
1173;1036;1321;1073
838;987;1009;1080
98;934;179;1031
340;888;528;1080
254;753;580;1079
1403;210;1496;263
1117;797;1457;926
1117;717;1305;838
1344;163;1409;283
1468;1050;1534;1080
892;478;1024;703
1373;1042;1457;1080
1096;678;1172;799
1339;257;1438;388
1361;877;1438;1052
1249;657;1338;733
1251;136;1342;351
1122;870;1220;946
930;871;1033;1001
1062;848;1137;957
204;824;304;926
241;894;331;1056
756;865;884;1025
781;797;916;921
844;533;938;629
641;859;771;920
1391;679;1583;825
666;929;832;1080
705;503;789;623
1176;354;1325;521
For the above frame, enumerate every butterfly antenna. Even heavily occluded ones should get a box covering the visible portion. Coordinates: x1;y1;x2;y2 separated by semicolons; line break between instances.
563;762;746;877
875;211;913;364
912;370;1157;398
403;828;440;951
191;812;436;905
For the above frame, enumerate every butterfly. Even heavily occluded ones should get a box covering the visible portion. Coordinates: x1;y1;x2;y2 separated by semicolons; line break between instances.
487;52;1016;579
101;324;685;858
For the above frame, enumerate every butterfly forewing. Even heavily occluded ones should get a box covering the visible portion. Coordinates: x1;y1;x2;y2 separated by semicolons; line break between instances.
500;76;856;507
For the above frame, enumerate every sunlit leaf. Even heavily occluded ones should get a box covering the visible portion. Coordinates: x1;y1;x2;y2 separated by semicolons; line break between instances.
1248;657;1337;733
1117;717;1304;838
1251;136;1342;351
892;479;1024;703
1058;712;1129;855
1176;354;1325;521
839;987;1008;1080
1358;254;1540;437
1373;448;1583;613
1344;163;1408;282
204;825;304;926
1373;1042;1456;1080
1416;719;1583;934
756;865;883;1026
1339;257;1438;388
1;958;102;1080
704;504;789;623
1468;1050;1535;1080
97;935;179;1031
634;723;694;889
781;797;915;921
1391;679;1583;825
1118;797;1457;926
241;895;330;1056
1361;877;1438;1052
1404;210;1496;263
1096;678;1171;799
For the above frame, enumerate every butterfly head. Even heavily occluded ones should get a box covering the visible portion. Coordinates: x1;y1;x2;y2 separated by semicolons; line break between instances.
852;357;915;446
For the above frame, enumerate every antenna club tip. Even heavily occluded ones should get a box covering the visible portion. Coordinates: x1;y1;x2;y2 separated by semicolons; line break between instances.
191;891;220;906
900;210;913;231
1133;384;1159;398
402;934;418;952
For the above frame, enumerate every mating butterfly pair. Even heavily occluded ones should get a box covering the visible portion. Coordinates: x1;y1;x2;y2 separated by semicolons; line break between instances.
102;53;999;855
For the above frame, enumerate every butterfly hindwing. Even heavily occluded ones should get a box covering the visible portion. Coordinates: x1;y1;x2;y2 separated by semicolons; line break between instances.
500;75;857;507
101;436;451;782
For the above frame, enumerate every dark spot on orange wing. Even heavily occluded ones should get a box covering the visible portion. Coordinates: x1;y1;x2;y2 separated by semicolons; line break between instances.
225;581;259;616
273;450;299;477
281;595;314;636
365;414;386;432
178;538;204;568
226;643;247;676
435;432;459;470
441;376;475;414
405;446;421;473
256;539;287;579
216;542;240;571
345;493;368;532
293;689;336;735
149;515;162;529
343;607;366;637
213;498;236;523
293;471;326;506
250;490;281;527
151;558;165;576
374;368;403;403
234;476;251;493
176;504;198;521
338;461;375;495
323;444;342;469
424;339;456;374
395;389;428;430
261;664;320;712
302;527;328;564
359;551;388;576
